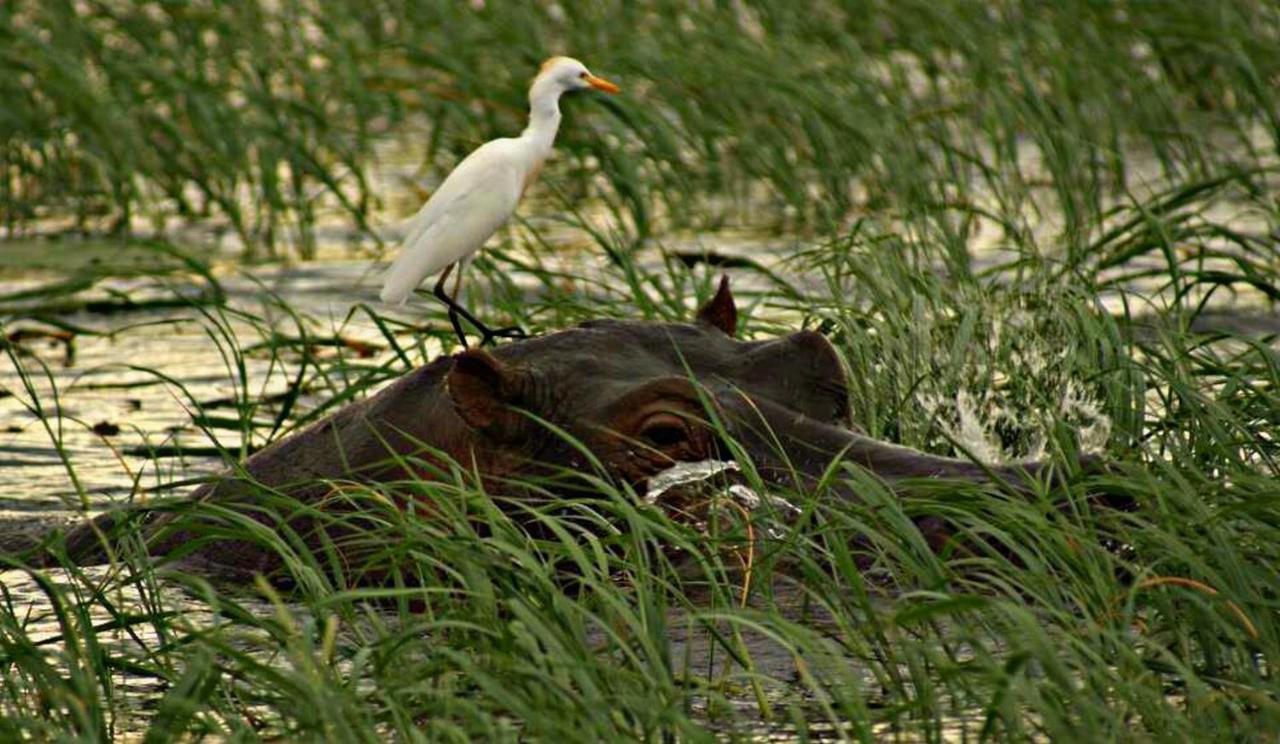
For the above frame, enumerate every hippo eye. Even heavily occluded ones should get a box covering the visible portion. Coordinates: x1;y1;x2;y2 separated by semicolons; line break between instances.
637;413;690;449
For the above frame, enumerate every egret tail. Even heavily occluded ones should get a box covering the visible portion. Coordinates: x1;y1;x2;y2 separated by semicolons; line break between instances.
380;246;453;305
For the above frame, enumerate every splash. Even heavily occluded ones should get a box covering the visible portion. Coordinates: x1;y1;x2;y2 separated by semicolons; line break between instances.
953;389;1009;464
1061;380;1112;454
918;380;1111;463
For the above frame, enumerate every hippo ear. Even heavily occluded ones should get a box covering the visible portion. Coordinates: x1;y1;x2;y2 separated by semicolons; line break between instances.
695;275;737;336
446;350;528;441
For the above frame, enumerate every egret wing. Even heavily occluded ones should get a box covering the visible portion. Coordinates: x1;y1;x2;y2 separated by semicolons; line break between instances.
380;144;523;304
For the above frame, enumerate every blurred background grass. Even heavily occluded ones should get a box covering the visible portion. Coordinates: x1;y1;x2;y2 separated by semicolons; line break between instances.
2;1;1280;740
3;0;1277;259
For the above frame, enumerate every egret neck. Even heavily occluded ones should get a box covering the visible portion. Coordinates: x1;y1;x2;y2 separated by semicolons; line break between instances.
520;74;566;178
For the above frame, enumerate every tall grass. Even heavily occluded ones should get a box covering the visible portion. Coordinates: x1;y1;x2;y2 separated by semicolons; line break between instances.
2;1;1279;740
2;175;1277;738
3;1;1278;257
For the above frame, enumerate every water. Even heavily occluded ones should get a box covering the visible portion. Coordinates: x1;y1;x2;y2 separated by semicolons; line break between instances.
0;263;377;516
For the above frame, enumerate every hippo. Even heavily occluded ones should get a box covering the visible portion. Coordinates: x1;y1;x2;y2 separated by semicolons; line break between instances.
27;278;1098;582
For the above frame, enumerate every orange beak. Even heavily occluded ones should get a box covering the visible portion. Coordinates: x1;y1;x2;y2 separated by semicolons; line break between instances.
584;73;620;94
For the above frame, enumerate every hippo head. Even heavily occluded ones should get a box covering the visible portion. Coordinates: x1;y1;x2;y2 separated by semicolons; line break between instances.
52;277;1082;577
441;277;852;490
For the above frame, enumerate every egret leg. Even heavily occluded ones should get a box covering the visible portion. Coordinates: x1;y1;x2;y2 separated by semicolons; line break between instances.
430;264;527;347
432;264;479;348
457;258;527;344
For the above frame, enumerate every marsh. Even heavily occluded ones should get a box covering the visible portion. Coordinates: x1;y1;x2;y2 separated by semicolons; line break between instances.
2;1;1278;740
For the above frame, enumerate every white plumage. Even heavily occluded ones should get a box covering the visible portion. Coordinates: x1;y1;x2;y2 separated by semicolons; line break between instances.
379;57;619;313
380;144;523;304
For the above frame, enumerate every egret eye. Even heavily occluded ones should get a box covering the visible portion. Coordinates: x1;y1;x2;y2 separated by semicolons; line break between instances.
579;71;589;79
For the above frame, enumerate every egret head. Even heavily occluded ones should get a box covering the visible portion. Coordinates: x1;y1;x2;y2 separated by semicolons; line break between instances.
536;56;620;95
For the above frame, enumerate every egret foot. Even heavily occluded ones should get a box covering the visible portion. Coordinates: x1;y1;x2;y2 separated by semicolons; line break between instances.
430;267;526;347
443;306;526;349
478;325;528;347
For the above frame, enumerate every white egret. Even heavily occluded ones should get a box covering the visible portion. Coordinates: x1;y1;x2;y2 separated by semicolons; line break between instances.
379;56;620;346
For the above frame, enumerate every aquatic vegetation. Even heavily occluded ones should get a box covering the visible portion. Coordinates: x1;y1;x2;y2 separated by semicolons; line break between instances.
1;0;1279;740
